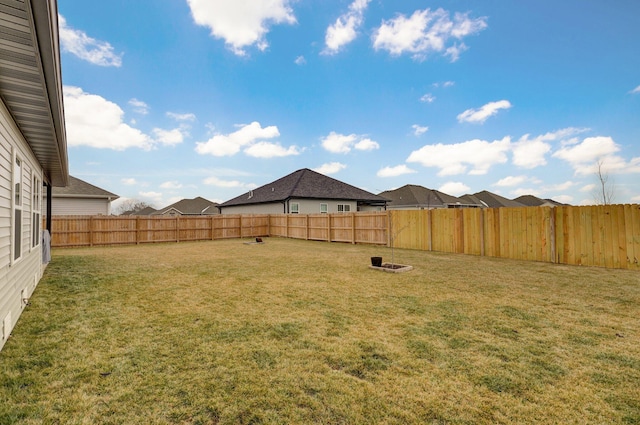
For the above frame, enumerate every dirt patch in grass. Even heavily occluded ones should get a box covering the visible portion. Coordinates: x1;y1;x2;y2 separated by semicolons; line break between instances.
1;238;639;424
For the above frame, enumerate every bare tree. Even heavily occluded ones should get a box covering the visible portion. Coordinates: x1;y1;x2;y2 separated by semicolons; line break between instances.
113;199;153;215
593;160;616;205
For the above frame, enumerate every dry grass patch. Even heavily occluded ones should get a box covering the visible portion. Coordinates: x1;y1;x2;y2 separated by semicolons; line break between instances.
1;238;639;424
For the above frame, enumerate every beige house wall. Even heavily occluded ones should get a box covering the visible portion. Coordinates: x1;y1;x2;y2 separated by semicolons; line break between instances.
220;199;380;215
0;99;45;351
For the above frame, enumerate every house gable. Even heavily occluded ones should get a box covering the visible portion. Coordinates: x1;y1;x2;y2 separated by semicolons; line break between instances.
219;169;387;213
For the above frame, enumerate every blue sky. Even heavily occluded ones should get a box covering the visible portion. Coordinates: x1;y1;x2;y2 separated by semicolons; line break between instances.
57;0;640;209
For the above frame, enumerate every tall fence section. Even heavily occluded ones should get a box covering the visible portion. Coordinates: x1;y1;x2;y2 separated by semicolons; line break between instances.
50;205;640;270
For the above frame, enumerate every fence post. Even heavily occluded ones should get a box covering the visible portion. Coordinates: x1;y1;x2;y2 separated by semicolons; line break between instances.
176;216;180;243
351;213;356;244
89;216;94;247
136;216;140;245
427;209;432;251
480;208;485;257
305;214;309;240
550;208;556;263
386;211;391;247
327;213;331;242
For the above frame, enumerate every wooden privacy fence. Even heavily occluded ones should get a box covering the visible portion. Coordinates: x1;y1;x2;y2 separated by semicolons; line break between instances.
389;205;640;270
49;205;640;270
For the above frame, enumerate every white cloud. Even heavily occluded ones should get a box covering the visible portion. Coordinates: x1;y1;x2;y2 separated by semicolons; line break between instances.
313;162;347;175
513;127;589;169
153;128;186;146
439;182;470;196
412;125;429;136
630;85;640;94
580;184;597;193
323;0;370;55
139;191;163;204
445;43;468;62
457;100;511;124
354;138;380;151
244;141;301;158
372;8;487;61
64;86;154;150
420;93;436;103
433;81;455;88
407;137;510;176
129;98;149;115
553;195;574;204
551;136;627;175
294;55;306;65
494;175;528;187
631;195;640;202
186;0;296;56
167;112;196;122
545;181;575;191
58;15;123;67
377;165;417;178
195;122;280;157
321;132;379;153
203;176;257;189
160;181;183;190
122;178;137;186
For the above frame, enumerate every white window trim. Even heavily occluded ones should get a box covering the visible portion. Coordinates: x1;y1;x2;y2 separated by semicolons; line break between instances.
31;172;41;250
290;202;299;214
337;204;351;213
320;203;328;214
12;151;23;264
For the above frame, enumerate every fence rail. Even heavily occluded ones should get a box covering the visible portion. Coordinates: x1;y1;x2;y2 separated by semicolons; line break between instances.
49;205;640;270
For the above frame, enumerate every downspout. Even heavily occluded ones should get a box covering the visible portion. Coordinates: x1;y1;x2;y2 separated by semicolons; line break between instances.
46;182;52;231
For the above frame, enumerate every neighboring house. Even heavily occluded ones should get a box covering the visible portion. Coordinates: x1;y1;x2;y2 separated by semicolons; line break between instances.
123;206;157;216
513;195;565;207
460;191;526;208
52;176;118;215
379;184;483;210
1;0;68;350
152;197;219;216
218;168;388;214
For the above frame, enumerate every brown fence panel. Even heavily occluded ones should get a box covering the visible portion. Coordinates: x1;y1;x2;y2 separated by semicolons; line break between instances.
308;214;329;241
355;212;387;245
49;206;640;270
330;214;354;243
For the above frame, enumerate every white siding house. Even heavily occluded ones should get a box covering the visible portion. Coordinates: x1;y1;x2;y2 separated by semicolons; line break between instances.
219;168;388;215
52;176;118;215
0;0;68;351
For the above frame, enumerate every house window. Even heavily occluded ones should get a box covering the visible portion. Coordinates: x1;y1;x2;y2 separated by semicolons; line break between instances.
337;204;350;213
13;156;23;261
320;203;328;214
32;174;41;248
290;202;299;214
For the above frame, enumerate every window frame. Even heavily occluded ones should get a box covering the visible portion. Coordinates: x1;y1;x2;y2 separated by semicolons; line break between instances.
320;203;328;214
31;173;41;249
12;154;23;263
337;204;351;213
290;202;299;214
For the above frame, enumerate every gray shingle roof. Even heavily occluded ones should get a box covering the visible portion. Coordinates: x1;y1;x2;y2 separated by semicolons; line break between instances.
52;176;118;199
513;195;566;207
154;197;219;215
220;168;388;207
379;184;467;208
466;191;525;208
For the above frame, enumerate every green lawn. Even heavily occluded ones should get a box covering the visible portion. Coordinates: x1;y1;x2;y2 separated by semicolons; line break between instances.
1;238;639;424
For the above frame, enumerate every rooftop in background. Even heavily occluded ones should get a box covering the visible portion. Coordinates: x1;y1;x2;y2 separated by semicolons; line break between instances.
153;197;219;216
52;176;118;200
220;168;388;208
379;184;483;209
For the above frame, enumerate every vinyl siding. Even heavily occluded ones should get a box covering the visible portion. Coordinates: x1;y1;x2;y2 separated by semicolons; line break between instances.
0;99;45;351
52;197;110;215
